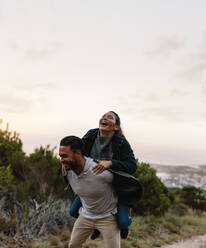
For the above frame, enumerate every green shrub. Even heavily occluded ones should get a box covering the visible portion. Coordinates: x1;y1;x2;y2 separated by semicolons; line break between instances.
26;145;70;200
169;202;189;216
0;123;23;167
179;185;206;211
14;145;71;201
0;165;15;194
1;120;73;202
0;214;17;235
16;181;32;201
134;162;171;216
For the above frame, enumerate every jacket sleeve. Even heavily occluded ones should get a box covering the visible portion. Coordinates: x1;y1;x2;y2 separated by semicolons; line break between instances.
82;129;93;140
82;129;98;157
110;139;137;174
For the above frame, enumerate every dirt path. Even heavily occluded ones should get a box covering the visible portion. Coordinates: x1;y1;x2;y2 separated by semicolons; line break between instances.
161;234;206;248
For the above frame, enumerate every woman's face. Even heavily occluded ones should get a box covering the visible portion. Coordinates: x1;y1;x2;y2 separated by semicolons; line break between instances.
99;111;119;133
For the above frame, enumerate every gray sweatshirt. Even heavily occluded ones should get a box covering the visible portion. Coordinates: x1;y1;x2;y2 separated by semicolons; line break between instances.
67;157;117;219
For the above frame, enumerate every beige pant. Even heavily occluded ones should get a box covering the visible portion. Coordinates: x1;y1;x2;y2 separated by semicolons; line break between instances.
69;215;120;248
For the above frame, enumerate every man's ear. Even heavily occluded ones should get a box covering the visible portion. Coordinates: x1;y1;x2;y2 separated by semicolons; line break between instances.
74;149;82;156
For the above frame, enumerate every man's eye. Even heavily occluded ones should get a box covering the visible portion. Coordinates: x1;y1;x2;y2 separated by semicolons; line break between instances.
59;154;67;158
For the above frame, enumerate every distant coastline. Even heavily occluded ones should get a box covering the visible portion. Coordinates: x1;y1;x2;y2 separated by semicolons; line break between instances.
150;163;206;189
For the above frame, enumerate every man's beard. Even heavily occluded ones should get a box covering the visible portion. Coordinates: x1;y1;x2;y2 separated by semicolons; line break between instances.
63;160;77;171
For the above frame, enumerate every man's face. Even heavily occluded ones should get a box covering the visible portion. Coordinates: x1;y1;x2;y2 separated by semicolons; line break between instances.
59;145;77;171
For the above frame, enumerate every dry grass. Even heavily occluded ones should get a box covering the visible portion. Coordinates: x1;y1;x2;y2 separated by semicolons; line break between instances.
1;210;206;248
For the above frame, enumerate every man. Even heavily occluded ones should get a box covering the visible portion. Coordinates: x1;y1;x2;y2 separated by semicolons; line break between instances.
59;135;120;248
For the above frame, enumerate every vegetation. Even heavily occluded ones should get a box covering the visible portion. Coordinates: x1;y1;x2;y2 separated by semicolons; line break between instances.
0;165;15;194
0;122;23;167
2;210;205;248
134;162;173;216
1;119;206;247
0;120;73;203
179;185;206;211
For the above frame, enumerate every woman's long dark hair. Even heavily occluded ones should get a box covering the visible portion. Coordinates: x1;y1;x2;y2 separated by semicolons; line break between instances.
110;111;123;135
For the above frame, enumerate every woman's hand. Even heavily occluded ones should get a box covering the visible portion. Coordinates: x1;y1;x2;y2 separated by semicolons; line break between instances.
92;160;112;174
61;164;68;175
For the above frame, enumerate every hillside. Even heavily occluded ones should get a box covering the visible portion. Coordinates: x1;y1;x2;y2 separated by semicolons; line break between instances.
151;163;206;189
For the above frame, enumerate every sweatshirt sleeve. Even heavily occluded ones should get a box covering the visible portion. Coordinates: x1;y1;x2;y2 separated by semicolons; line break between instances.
110;138;137;174
99;170;114;183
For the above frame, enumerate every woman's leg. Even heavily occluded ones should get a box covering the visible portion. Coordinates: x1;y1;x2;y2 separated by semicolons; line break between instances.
116;203;132;239
117;203;132;228
69;195;82;218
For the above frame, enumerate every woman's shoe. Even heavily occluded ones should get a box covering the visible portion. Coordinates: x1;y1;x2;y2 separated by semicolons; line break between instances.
120;228;129;239
90;229;100;240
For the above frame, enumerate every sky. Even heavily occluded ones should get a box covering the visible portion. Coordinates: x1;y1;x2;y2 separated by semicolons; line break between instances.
1;0;206;165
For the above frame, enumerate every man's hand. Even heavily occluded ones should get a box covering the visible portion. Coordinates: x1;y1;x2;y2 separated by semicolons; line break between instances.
92;160;112;174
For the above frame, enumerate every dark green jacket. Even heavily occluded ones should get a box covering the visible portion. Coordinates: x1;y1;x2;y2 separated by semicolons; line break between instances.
82;128;137;174
109;169;143;208
82;129;143;207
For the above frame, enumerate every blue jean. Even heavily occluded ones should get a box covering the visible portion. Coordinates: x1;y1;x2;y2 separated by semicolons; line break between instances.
70;195;132;229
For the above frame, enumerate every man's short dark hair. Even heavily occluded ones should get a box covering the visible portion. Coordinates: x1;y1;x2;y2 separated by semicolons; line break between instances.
60;136;84;152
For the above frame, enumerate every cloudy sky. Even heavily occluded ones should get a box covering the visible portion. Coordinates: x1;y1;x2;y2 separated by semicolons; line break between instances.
1;0;206;165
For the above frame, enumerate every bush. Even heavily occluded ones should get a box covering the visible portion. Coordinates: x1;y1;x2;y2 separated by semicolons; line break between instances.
16;181;32;201
0;165;15;194
0;123;23;167
0;213;17;235
134;162;171;216
168;203;189;216
179;185;206;211
25;145;71;200
1;120;73;201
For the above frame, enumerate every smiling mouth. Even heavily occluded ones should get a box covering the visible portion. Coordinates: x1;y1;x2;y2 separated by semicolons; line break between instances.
100;122;108;126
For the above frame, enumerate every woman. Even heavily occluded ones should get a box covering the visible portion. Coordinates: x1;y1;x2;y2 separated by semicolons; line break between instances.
67;111;137;239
